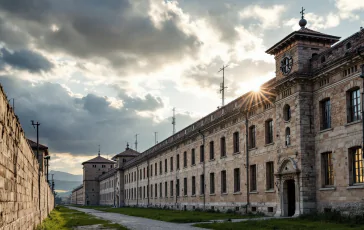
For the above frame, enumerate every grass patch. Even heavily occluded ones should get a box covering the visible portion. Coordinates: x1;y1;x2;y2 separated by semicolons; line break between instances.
194;211;364;230
71;205;258;223
37;206;128;230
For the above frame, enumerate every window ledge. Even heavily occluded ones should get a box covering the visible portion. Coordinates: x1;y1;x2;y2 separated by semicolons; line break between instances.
209;159;215;162
345;120;362;127
319;187;336;191
249;191;258;194
233;191;242;195
221;192;228;196
191;164;196;167
265;190;275;193
191;194;196;197
249;147;257;151
183;166;187;169
284;119;291;123
199;194;205;197
233;152;240;155
209;193;216;196
199;162;204;164
347;184;364;190
220;155;227;159
170;196;174;198
265;143;274;147
319;128;333;133
183;195;188;197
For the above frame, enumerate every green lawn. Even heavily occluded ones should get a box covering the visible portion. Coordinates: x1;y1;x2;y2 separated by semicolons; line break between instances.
71;205;254;223
37;206;127;230
194;218;364;230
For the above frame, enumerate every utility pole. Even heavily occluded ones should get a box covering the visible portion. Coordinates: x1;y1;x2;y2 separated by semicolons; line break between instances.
31;120;41;215
98;145;101;157
218;65;229;107
154;132;158;145
172;108;176;135
135;134;138;151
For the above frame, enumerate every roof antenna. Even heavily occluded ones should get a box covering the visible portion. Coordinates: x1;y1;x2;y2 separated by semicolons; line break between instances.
172;108;176;134
126;142;129;150
135;134;138;151
218;64;229;106
98;144;100;157
299;7;307;28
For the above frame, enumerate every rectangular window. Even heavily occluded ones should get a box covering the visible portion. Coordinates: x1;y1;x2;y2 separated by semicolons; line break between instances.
250;165;257;191
143;168;146;179
160;182;162;198
170;181;174;197
183;151;187;167
350;147;364;184
177;154;180;169
348;89;361;123
209;141;215;160
155;163;157;176
249;126;256;149
176;179;180;197
165;181;168;198
184;178;187;196
170;157;174;171
321;99;331;130
221;170;227;193
266;162;274;190
155;183;157;198
322;152;334;186
210;173;215;194
220;137;226;157
151;184;153;198
200;174;205;195
192;176;196;195
266;120;273;144
165;159;167;172
200;145;205;162
147;185;149;198
234;168;240;192
191;149;195;165
159;161;162;175
143;186;146;198
233;132;239;153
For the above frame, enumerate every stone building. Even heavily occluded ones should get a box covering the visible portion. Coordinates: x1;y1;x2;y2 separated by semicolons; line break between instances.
72;17;364;217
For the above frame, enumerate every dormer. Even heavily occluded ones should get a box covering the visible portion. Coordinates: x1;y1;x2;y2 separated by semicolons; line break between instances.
266;10;340;80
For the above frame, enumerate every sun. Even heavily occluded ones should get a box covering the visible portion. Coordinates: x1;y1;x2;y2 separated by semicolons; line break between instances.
251;83;261;92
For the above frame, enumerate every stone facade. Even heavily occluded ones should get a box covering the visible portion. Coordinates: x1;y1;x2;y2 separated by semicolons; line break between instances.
99;169;116;206
0;85;55;229
71;185;84;205
72;25;364;217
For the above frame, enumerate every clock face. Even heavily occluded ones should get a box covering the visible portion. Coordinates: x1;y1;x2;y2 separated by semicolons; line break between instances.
280;56;293;75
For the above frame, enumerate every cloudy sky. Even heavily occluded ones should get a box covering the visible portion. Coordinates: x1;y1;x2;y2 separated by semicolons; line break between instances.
0;0;363;174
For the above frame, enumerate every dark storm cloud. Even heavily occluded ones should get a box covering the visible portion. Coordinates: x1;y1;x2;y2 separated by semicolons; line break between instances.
0;0;199;72
0;48;53;72
0;76;195;155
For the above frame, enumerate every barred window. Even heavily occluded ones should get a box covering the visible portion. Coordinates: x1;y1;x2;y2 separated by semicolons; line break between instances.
192;176;196;195
266;162;274;190
183;151;187;167
349;147;364;184
200;145;205;162
250;165;257;191
184;178;187;196
220;137;226;157
177;154;180;169
321;99;331;130
210;173;215;194
234;168;240;192
265;119;273;144
176;179;180;197
191;149;195;165
233;132;239;153
200;174;205;195
165;181;168;198
170;157;173;171
249;126;256;149
165;159;167;173
209;141;215;160
348;88;361;123
322;152;334;186
170;181;174;197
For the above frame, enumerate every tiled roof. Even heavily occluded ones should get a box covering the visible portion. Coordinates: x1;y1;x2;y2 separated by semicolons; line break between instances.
112;147;139;160
82;155;115;165
27;139;48;150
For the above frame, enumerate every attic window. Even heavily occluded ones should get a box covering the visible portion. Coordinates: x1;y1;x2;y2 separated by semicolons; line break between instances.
346;42;352;50
321;56;326;63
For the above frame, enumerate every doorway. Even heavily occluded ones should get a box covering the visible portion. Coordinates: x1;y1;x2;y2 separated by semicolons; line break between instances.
283;179;295;216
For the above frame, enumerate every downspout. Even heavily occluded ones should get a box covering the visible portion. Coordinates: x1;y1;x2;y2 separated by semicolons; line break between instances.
147;159;150;207
198;130;205;211
136;165;139;206
245;113;250;214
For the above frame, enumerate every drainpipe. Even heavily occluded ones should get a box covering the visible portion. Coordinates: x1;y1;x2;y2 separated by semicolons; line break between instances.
136;165;139;207
357;48;364;156
245;114;250;213
147;159;150;207
198;130;206;211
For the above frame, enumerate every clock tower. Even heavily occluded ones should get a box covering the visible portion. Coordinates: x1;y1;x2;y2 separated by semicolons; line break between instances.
266;9;340;80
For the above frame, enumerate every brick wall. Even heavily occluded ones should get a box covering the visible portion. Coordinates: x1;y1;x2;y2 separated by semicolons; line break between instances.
0;85;54;229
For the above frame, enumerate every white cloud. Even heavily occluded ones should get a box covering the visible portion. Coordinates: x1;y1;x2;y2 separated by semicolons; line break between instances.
335;0;364;19
239;5;286;29
284;12;340;31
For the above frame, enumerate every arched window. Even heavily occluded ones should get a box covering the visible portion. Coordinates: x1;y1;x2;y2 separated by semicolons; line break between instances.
283;104;291;121
285;127;291;146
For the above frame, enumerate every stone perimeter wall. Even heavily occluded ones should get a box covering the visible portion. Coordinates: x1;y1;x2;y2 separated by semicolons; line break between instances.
0;85;54;230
